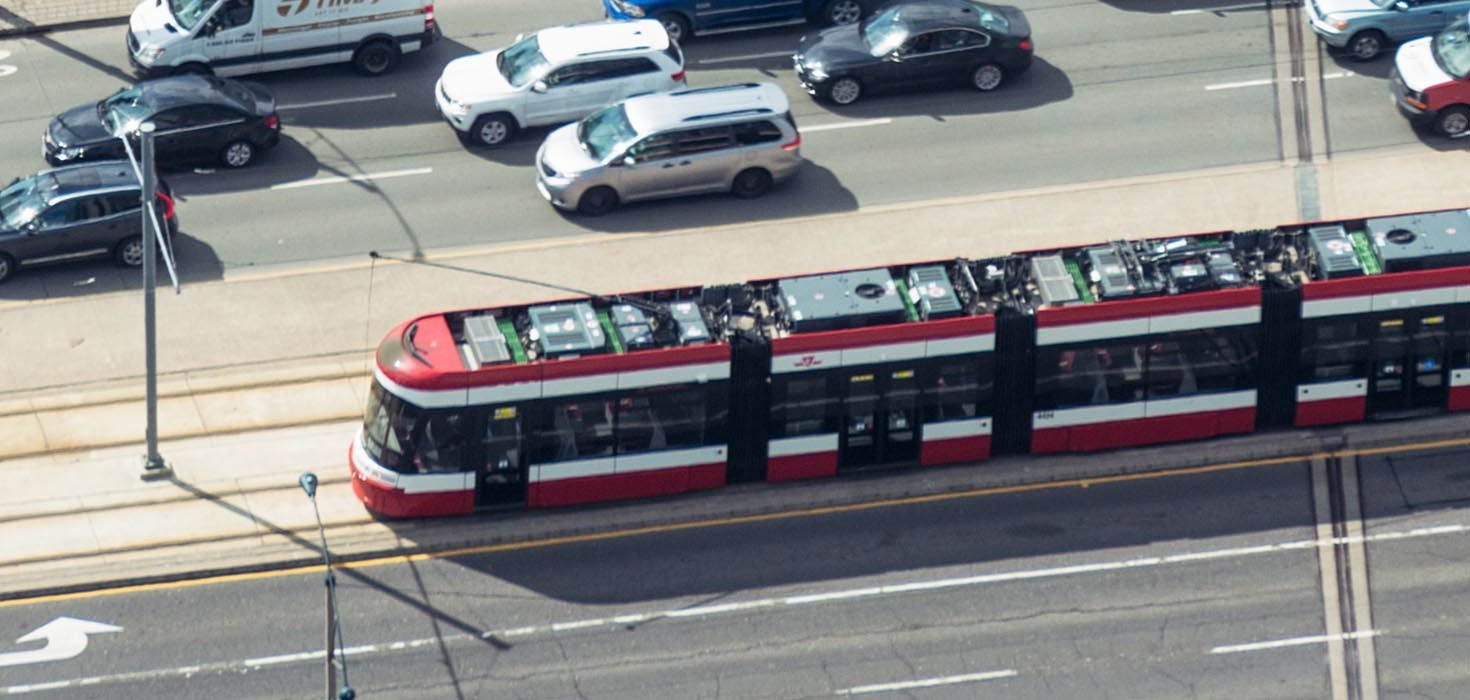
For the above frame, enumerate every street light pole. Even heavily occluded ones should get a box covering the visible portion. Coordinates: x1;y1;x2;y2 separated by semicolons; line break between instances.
138;123;171;482
299;472;355;700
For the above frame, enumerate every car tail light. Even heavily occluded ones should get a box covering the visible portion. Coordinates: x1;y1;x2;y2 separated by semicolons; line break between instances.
265;114;279;130
671;69;686;82
155;190;175;220
425;4;435;31
1019;39;1033;52
782;131;801;151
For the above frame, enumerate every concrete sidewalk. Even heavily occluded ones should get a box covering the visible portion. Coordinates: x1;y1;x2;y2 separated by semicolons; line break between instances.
5;144;1470;600
0;0;133;36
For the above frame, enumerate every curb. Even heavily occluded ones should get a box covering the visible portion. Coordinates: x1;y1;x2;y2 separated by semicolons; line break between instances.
7;411;1469;602
0;15;130;38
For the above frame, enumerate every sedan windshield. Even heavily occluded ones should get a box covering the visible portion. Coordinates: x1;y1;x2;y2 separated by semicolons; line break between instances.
169;0;216;31
1434;21;1470;80
862;6;910;56
0;174;53;229
578;105;637;161
497;34;550;88
100;86;154;134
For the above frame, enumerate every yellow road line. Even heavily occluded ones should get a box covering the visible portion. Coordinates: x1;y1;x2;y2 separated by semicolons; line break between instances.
5;435;1469;608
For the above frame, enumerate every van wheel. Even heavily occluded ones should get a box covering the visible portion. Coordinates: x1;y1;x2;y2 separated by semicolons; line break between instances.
173;62;212;76
0;253;15;283
657;13;690;43
470;113;516;147
825;76;862;105
821;0;864;26
732;168;773;199
352;40;400;76
114;236;146;267
971;63;1005;91
220;140;255;168
1434;106;1470;137
1347;30;1386;61
576;187;619;216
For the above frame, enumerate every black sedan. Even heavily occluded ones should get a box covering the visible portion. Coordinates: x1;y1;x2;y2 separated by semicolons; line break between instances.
0;161;177;283
44;75;280;169
794;0;1033;105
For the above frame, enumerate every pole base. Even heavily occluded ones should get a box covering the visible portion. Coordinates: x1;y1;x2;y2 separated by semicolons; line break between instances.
140;455;173;481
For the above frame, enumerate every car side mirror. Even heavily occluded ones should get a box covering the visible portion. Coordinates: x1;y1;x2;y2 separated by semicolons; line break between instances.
531;80;548;93
21;219;40;234
621;155;635;167
885;51;902;62
1393;0;1409;9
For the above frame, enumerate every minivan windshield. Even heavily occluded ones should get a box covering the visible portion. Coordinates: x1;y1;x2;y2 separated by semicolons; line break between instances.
497;34;550;88
1433;20;1470;80
0;174;52;229
169;0;217;31
578;105;637;161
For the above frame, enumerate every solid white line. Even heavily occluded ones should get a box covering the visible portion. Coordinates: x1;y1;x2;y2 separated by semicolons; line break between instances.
278;93;397;110
1205;72;1355;91
269;167;433;190
1172;4;1263;14
802;118;893;132
695;50;793;65
1212;630;1381;655
837;669;1018;695
6;523;1465;696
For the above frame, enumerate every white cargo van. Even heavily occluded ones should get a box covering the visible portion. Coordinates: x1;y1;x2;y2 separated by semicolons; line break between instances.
127;0;439;78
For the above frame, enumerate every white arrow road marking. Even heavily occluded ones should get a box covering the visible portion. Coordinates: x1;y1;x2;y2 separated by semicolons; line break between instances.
0;618;122;668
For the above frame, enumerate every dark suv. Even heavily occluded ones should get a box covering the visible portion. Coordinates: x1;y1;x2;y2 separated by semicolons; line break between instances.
0;161;177;283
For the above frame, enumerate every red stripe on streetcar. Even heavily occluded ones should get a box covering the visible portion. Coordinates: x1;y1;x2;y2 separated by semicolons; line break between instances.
1450;386;1470;412
528;462;725;507
771;315;995;354
538;343;729;379
1294;396;1367;426
919;435;991;465
1031;407;1256;453
1036;287;1260;327
1300;267;1470;299
349;446;473;517
766;451;838;481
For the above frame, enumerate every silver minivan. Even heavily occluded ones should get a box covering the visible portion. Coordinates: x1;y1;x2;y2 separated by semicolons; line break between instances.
535;82;803;215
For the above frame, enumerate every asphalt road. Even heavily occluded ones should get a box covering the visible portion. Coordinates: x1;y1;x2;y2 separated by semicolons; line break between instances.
0;0;1440;296
3;443;1468;699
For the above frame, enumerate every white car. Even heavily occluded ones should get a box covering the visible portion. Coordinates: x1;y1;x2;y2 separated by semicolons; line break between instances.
436;19;687;147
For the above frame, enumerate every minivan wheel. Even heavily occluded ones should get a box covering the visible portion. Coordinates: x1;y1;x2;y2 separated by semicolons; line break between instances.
576;186;619;216
0;253;15;283
352;39;400;76
826;77;862;105
114;236;146;267
1348;30;1386;61
821;0;864;26
470;113;516;148
1434;106;1470;137
732;168;773;199
657;12;690;43
220;140;255;168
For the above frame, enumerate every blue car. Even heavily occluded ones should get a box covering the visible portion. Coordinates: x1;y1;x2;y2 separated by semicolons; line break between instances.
1307;0;1470;61
604;0;873;42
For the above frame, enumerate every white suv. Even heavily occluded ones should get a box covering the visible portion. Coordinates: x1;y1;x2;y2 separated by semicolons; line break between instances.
436;20;687;148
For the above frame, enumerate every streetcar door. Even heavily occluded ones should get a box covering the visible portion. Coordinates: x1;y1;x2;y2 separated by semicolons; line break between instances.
1367;314;1450;417
838;367;920;470
476;405;528;508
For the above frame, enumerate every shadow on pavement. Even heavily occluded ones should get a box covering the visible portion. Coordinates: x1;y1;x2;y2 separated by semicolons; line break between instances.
0;230;223;301
555;159;857;233
415;445;1470;606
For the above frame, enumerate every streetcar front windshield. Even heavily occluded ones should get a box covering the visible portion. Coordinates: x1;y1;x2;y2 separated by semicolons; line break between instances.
362;383;468;474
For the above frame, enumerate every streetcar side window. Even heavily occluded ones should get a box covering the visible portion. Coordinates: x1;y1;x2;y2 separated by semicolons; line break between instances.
925;361;979;421
531;397;617;463
1035;340;1147;410
410;412;468;473
772;374;836;437
1300;319;1369;381
616;386;715;453
1146;328;1258;398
